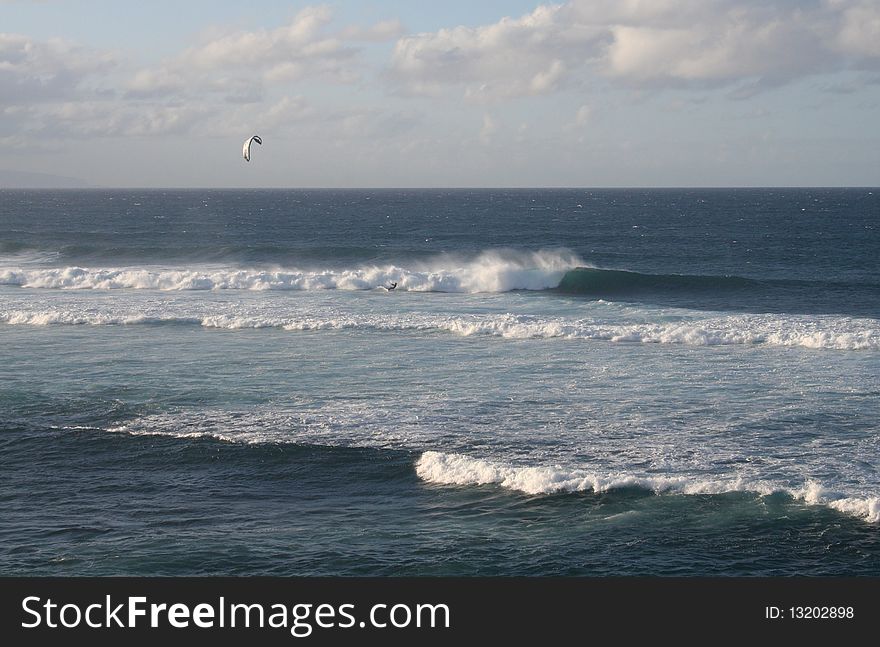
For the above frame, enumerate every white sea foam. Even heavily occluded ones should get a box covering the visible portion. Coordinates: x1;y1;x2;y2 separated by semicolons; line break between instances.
826;497;880;523
0;249;581;293
0;310;197;327
102;405;429;451
415;450;772;496
795;481;880;523
416;452;880;523
2;307;877;351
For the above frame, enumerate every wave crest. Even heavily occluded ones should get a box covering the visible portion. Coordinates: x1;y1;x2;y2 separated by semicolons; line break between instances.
3;308;877;350
0;249;582;293
416;451;880;522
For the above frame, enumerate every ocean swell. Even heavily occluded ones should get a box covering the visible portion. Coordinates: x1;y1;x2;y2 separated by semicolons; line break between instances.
558;267;758;295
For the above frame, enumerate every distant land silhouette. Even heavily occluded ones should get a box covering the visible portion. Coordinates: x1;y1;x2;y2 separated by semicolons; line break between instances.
0;169;91;188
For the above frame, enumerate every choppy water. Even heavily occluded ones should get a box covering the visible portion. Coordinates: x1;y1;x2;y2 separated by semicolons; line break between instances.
1;188;878;575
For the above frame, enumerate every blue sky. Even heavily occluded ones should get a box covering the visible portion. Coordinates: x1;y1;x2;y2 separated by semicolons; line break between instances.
1;0;878;187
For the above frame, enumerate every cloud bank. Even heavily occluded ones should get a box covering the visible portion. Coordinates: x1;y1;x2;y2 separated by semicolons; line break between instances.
389;0;880;99
0;32;116;104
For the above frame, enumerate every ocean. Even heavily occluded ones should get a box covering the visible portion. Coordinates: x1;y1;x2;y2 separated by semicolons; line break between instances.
1;187;878;576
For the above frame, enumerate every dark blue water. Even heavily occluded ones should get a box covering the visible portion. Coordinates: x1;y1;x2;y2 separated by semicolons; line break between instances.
1;188;878;575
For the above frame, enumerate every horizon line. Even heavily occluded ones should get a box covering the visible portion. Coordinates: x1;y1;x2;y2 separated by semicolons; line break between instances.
2;185;877;191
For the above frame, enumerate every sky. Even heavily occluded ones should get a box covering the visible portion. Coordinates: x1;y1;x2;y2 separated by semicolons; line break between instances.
1;0;879;188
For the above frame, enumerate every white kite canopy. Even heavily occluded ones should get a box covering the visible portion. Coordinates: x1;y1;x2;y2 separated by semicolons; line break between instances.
242;135;262;162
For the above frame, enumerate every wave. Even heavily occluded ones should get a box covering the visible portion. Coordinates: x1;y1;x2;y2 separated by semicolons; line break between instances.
44;402;880;525
0;259;757;295
69;414;880;524
558;267;758;295
416;451;880;523
3;308;878;350
0;249;581;293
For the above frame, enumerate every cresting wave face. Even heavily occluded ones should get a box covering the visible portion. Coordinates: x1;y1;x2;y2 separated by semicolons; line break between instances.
0;249;582;293
557;267;759;294
415;451;880;523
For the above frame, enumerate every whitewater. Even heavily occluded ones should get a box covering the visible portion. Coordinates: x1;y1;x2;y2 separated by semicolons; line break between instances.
2;303;878;351
2;249;878;351
0;249;579;292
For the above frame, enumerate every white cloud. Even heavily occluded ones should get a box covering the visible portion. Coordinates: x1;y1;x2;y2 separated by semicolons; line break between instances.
0;32;116;104
0;5;408;144
529;59;566;94
389;0;880;98
832;0;880;59
390;4;606;99
127;6;361;100
603;4;839;86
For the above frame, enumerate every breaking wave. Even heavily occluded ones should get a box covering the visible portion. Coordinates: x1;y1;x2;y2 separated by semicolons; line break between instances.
0;249;582;293
2;308;877;350
416;451;880;523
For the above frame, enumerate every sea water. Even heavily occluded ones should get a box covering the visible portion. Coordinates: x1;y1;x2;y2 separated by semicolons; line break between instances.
1;188;878;575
